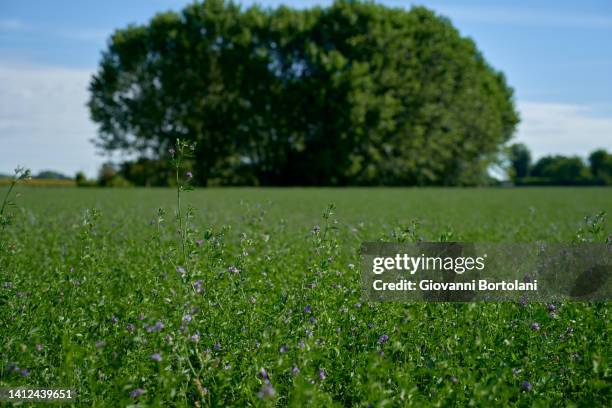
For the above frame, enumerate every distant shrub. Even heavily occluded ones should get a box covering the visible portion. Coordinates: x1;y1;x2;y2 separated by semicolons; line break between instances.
75;171;96;187
107;175;132;187
119;158;173;187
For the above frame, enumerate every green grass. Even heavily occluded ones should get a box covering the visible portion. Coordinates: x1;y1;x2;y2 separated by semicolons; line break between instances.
1;187;610;407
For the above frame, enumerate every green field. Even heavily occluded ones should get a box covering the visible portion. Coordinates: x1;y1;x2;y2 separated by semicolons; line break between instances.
1;187;610;406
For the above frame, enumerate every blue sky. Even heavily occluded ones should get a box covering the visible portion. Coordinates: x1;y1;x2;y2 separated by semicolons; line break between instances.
1;0;611;177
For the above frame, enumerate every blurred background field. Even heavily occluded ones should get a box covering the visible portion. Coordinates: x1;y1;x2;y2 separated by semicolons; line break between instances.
11;186;612;239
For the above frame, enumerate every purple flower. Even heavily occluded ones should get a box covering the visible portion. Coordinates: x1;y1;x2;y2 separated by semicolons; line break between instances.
258;384;275;399
20;368;30;377
566;326;574;335
35;344;44;351
150;353;162;362
228;266;239;274
258;367;269;380
519;296;527;307
319;369;327;380
213;342;221;351
224;363;231;370
155;321;165;331
130;388;145;398
547;304;557;312
291;365;300;375
176;266;186;275
298;340;305;349
521;380;533;392
193;280;204;293
531;322;540;331
279;345;287;353
126;323;135;333
191;332;200;342
183;314;192;323
186;171;193;179
378;334;390;345
309;316;317;324
138;314;145;321
303;304;312;314
111;316;118;324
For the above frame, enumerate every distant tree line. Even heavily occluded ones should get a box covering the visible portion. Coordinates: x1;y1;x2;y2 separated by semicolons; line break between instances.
88;0;519;186
508;144;612;186
0;170;70;181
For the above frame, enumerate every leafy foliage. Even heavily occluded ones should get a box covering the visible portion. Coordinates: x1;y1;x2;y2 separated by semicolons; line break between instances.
0;187;610;406
0;166;31;240
589;149;612;185
508;146;612;186
508;143;531;180
89;0;519;186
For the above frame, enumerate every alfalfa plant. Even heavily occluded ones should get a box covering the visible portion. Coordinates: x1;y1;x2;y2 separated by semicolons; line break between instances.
0;166;31;232
0;166;31;254
169;139;196;263
575;211;608;243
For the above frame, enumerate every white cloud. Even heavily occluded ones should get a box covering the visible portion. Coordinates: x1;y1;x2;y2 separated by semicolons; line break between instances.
516;101;612;159
0;62;105;177
0;19;27;31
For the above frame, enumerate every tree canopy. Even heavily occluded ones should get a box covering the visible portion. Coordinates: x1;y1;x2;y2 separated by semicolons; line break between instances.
506;145;612;186
508;143;531;180
89;0;519;186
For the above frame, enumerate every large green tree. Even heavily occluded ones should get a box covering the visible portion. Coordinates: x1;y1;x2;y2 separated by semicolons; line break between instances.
88;0;519;186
